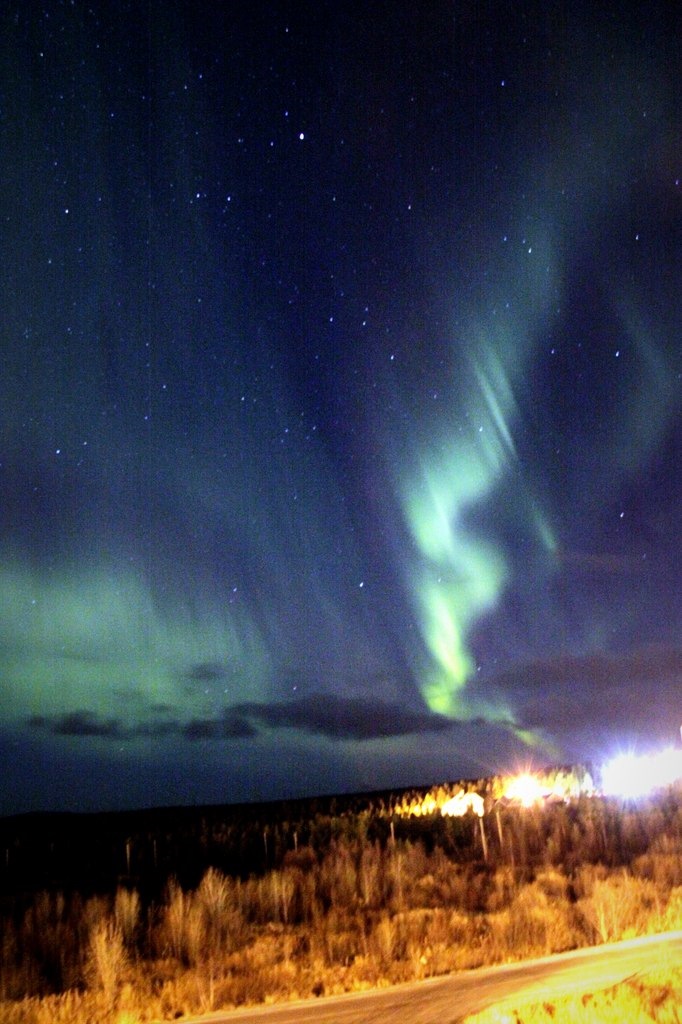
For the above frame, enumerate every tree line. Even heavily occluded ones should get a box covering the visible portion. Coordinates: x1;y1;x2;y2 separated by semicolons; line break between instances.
1;785;682;1022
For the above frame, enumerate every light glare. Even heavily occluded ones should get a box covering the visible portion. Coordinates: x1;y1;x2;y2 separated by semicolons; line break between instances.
503;772;547;807
601;747;682;799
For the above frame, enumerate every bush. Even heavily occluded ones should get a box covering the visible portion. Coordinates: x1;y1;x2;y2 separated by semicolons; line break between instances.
86;918;127;1009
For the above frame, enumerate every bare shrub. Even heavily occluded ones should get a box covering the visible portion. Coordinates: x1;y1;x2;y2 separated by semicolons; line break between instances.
265;868;297;924
411;852;469;909
662;886;682;930
359;841;383;908
182;900;205;967
633;846;682;890
114;887;140;952
21;891;80;994
81;894;110;933
319;840;358;911
161;878;204;966
370;913;397;970
483;880;577;962
86;918;127;1009
299;866;322;925
0;989;95;1024
484;865;519;912
385;847;406;911
197;866;230;921
199;867;246;952
161;878;187;962
197;866;230;954
534;868;570;903
577;870;661;942
402;908;435;976
0;915;22;1001
322;908;361;966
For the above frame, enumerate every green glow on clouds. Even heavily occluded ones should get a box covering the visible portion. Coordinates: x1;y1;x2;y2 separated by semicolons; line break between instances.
0;557;269;731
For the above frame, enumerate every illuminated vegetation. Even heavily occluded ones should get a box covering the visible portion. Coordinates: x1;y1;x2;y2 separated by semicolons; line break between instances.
465;966;682;1023
391;765;594;817
0;780;681;1023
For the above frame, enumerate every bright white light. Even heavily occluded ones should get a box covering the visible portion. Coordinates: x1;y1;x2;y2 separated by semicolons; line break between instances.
601;747;682;799
441;791;484;817
503;773;547;807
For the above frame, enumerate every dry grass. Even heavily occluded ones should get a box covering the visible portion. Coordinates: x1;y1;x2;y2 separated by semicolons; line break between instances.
0;989;139;1024
3;807;682;1024
464;967;682;1024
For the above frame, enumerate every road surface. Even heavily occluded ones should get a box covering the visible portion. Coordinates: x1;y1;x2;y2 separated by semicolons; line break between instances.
181;929;682;1024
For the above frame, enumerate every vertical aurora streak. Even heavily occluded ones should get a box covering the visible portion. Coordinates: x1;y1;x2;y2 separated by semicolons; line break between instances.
400;235;560;717
403;436;508;715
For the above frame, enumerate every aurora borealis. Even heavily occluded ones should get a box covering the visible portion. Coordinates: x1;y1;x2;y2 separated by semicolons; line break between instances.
1;2;680;813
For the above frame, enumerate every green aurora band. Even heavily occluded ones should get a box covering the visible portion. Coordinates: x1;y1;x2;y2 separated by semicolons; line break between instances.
402;347;521;718
397;202;561;719
398;39;671;723
0;559;271;729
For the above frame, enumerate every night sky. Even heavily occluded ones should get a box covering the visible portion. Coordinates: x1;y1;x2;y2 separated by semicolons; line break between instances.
1;1;681;814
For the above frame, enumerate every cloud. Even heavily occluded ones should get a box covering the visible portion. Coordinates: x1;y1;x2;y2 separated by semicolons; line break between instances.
27;708;256;742
29;710;125;738
179;715;256;741
25;692;526;751
555;547;652;575
477;644;682;742
235;692;455;741
182;661;228;684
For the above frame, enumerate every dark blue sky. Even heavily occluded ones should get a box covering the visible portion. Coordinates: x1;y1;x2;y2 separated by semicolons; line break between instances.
1;1;680;814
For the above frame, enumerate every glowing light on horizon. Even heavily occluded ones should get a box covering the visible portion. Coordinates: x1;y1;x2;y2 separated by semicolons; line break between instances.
502;772;547;807
391;766;593;819
600;747;682;799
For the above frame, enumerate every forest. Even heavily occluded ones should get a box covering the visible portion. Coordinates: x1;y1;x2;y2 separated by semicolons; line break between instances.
1;774;681;1023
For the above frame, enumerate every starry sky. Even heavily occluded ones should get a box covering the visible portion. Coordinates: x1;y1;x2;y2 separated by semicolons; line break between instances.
1;1;681;814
